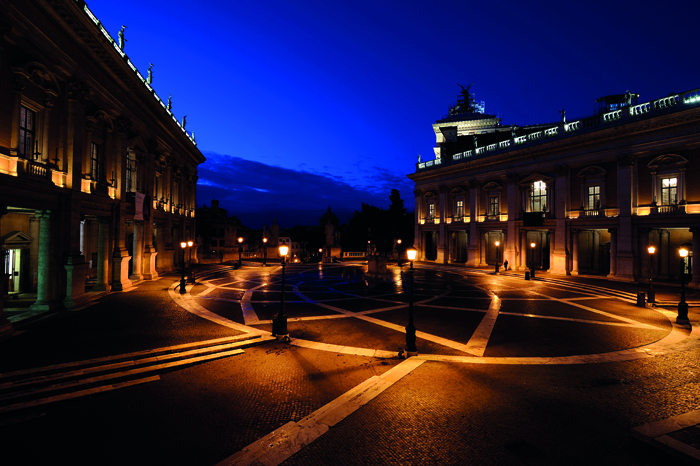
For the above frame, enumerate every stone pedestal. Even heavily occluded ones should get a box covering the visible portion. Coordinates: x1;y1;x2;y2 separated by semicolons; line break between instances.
367;255;387;279
63;255;88;310
142;246;158;280
129;221;143;281
111;249;133;291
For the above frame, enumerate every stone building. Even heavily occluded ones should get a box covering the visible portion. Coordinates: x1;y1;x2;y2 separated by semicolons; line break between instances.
408;86;700;286
0;0;205;333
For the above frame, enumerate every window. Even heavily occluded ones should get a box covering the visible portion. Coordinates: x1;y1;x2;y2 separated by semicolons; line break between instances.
489;196;499;216
428;203;435;219
90;143;99;180
588;185;600;210
661;178;677;205
219;239;225;247
126;151;137;192
210;240;217;247
155;174;160;200
531;181;546;212
19;106;35;159
455;200;463;218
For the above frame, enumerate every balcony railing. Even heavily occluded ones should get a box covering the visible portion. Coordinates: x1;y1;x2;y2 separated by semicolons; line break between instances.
485;214;500;221
658;204;679;214
583;209;603;217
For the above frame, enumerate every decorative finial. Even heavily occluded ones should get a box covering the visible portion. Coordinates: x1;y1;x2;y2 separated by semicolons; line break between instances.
119;25;127;50
146;63;153;85
167;95;172;111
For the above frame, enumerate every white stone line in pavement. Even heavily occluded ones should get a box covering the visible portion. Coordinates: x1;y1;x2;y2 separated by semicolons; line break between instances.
257;314;352;324
241;286;263;325
498;312;655;328
195;284;216;297
218;358;425;466
416;322;698;365
464;296;502;357
168;283;268;336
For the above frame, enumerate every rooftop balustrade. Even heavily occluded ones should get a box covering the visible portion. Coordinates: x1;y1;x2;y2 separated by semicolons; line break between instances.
417;87;700;172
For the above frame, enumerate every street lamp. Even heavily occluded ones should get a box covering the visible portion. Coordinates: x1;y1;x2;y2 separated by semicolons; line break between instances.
647;246;655;304
495;241;500;274
262;237;268;266
273;244;290;341
678;248;690;325
530;241;536;279
405;247;418;357
238;237;244;268
179;241;187;294
187;240;195;284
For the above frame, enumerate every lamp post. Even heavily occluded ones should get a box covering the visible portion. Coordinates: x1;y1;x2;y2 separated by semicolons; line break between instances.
187;240;195;284
405;247;417;357
647;246;655;304
238;237;243;268
495;241;500;274
262;237;268;266
530;241;537;278
274;244;290;341
678;248;690;324
179;241;187;294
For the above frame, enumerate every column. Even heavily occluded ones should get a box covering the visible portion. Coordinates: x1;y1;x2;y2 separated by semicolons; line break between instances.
593;230;601;272
614;154;636;280
506;174;518;269
93;217;111;291
571;229;579;275
61;191;87;310
690;229;700;288
130;221;143;281
111;203;132;291
413;189;422;259
659;230;670;279
142;221;158;280
551;165;568;274
467;180;479;266
520;229;527;270
607;228;617;278
437;185;448;263
0;206;12;337
30;210;58;311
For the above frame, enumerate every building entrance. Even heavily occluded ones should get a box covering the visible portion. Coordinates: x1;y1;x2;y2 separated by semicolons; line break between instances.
424;231;438;261
451;231;468;263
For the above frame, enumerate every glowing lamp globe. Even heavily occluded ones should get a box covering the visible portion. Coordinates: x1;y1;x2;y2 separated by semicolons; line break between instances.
407;247;417;261
279;245;289;257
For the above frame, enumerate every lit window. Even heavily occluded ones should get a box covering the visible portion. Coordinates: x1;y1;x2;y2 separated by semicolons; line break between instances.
90;143;100;180
661;178;677;205
489;196;499;216
19;106;35;159
588;185;600;210
428;203;435;219
455;200;463;217
531;181;547;211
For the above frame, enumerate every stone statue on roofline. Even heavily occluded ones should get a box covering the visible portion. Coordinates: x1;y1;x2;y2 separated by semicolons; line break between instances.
182;115;187;129
418;154;421;163
147;63;153;85
167;95;172;111
119;25;127;50
559;108;566;123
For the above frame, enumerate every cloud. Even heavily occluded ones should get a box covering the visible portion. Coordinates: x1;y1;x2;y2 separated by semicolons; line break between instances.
196;151;412;228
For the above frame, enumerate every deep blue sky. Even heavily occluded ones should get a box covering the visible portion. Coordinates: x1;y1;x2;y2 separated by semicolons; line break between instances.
87;0;700;227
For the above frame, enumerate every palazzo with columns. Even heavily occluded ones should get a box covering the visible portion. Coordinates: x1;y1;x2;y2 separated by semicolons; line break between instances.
409;86;700;287
0;0;204;336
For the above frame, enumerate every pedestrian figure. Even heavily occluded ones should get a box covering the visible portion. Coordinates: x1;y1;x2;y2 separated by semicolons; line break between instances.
504;259;508;271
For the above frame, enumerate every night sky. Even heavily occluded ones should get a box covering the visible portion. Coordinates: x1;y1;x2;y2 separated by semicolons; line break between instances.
87;0;700;228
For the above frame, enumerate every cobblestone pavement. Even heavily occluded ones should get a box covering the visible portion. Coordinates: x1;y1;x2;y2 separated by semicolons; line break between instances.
0;263;699;465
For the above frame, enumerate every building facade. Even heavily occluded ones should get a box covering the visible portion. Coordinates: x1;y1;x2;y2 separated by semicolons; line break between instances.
408;86;700;286
0;0;205;333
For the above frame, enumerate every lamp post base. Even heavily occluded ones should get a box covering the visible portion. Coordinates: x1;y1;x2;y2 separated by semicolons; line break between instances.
677;302;690;325
179;278;187;294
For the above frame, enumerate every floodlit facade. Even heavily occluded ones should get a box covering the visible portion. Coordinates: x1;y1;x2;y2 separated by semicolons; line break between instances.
408;86;700;286
0;0;205;333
